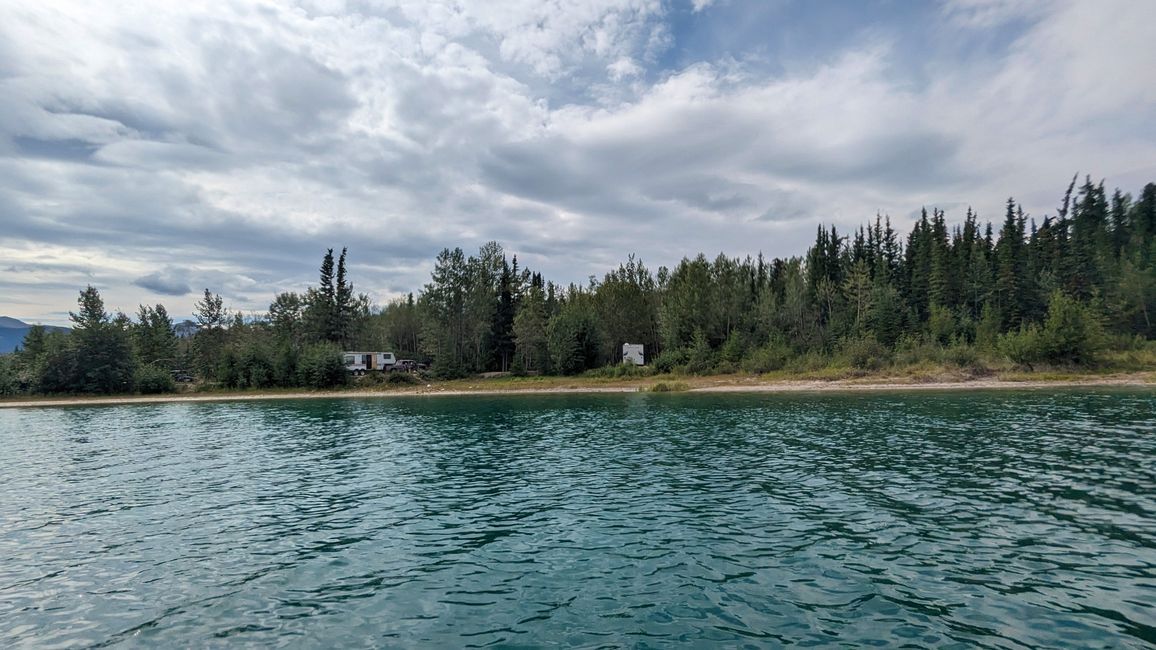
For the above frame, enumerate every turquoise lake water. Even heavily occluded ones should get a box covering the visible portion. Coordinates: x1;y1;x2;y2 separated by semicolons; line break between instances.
1;390;1154;647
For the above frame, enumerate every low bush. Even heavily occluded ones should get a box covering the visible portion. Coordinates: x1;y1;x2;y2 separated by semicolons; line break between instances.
431;359;469;380
1103;333;1147;352
650;381;689;392
1103;340;1156;370
975;303;1003;351
134;365;175;394
784;350;829;374
586;363;654;379
719;332;747;363
928;305;957;345
998;325;1043;368
741;341;791;374
840;334;890;370
653;348;689;374
297;343;348;389
510;355;527;376
357;370;388;385
387;371;420;385
685;331;716;375
0;356;19;396
893;334;943;366
998;291;1107;367
944;339;981;368
1037;290;1105;364
714;360;740;375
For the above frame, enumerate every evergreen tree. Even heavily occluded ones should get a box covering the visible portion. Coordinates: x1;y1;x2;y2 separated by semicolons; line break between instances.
1134;184;1156;248
421;247;469;376
1110;189;1132;257
304;248;337;343
193;289;227;379
843;258;873;333
268;292;304;345
1070;176;1109;298
905;209;933;321
10;173;1156;398
134;304;177;368
995;199;1027;328
492;259;517;371
465;241;503;371
334;247;354;345
928;208;952;310
70;286;135;394
514;278;550;373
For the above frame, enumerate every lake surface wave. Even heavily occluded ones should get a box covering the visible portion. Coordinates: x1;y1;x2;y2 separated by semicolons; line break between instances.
1;390;1154;647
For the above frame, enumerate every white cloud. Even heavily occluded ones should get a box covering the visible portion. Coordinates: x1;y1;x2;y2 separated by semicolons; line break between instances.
940;0;1051;28
0;0;1153;323
378;0;665;76
607;57;643;81
926;0;1156;206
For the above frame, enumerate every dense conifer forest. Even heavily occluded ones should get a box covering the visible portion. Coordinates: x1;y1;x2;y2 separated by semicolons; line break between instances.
2;175;1154;396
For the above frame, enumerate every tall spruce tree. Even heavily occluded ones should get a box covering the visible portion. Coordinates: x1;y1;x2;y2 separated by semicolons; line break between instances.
335;247;353;345
995;199;1027;328
70;286;135;393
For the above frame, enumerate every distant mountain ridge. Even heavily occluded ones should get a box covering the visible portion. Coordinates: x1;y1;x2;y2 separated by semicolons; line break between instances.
0;317;71;354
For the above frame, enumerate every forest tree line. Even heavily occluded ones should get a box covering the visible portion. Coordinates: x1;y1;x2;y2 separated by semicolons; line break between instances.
1;175;1154;396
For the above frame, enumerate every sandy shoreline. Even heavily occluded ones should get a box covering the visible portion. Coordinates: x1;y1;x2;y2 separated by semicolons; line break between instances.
1;375;1151;409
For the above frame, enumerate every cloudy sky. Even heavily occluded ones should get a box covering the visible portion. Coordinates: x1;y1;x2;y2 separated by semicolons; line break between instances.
1;0;1154;325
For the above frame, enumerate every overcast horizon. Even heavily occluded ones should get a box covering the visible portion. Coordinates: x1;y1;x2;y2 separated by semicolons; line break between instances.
2;0;1154;326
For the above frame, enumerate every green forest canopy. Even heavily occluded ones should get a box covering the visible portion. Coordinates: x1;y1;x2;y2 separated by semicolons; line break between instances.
2;175;1154;395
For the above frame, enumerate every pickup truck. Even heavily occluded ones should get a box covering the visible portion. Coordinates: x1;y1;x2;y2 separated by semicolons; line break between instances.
393;359;428;372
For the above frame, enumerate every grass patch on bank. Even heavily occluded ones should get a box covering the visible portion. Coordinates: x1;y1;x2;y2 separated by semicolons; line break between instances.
5;354;1154;408
1099;342;1156;371
649;381;690;392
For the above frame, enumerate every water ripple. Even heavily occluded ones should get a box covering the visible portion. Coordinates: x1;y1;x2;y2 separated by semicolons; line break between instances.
1;390;1154;647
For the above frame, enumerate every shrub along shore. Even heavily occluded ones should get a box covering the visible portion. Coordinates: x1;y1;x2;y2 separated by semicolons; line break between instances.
2;174;1154;400
1;371;1153;409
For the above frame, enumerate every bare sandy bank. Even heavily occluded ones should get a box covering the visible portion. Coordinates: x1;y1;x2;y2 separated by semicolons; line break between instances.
1;374;1152;409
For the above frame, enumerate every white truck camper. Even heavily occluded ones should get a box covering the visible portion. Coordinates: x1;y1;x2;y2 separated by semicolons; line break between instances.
343;351;397;375
622;343;645;366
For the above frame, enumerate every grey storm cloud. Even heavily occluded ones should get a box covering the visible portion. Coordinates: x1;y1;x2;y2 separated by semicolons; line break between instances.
12;136;101;162
0;0;1154;325
133;268;192;297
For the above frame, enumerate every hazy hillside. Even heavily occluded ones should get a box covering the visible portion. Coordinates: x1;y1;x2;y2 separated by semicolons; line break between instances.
0;318;70;354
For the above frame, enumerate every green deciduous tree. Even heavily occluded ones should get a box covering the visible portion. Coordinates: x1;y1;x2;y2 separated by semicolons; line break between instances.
514;276;550;373
547;292;601;375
